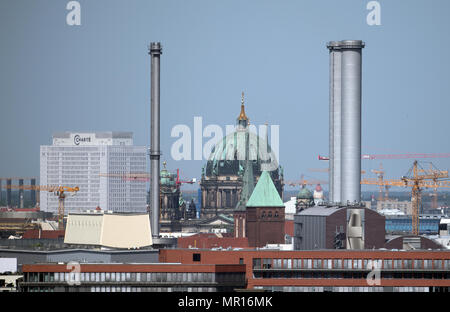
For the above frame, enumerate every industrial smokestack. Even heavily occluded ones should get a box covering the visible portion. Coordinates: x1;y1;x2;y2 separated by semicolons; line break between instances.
149;42;162;239
327;40;364;205
327;41;342;204
340;40;364;204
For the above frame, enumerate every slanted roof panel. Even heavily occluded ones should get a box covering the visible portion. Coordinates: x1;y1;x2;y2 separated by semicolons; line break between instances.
246;171;284;207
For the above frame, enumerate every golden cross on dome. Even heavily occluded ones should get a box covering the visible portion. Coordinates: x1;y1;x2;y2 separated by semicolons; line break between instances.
238;91;248;121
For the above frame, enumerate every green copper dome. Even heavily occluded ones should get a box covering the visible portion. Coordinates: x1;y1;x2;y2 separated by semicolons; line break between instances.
205;130;279;177
160;162;176;187
297;186;313;200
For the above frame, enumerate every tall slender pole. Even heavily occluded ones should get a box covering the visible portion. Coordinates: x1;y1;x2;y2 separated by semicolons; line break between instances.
149;42;162;239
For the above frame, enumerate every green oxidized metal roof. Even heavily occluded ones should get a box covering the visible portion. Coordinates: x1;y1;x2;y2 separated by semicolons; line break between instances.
297;186;313;199
246;171;284;208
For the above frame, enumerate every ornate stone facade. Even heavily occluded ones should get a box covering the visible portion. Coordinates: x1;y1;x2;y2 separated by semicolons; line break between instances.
200;94;284;219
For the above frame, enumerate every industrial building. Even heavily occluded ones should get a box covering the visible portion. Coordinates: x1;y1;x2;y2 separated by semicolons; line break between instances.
40;131;147;214
293;206;386;250
21;263;246;292
160;249;450;292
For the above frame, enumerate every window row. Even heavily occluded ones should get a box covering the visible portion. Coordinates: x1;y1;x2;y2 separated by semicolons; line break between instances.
28;272;216;283
253;271;450;280
253;258;450;270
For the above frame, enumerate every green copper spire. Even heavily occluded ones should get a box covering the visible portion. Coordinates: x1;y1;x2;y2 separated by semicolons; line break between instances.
246;171;284;207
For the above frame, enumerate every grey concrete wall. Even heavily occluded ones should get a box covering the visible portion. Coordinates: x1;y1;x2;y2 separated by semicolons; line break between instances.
294;215;326;250
0;249;160;272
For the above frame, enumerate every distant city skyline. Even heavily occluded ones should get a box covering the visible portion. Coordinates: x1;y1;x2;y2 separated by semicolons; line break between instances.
1;0;450;192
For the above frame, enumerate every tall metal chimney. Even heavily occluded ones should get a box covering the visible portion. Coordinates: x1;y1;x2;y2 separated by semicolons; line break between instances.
327;41;342;204
327;40;364;205
340;40;364;204
149;42;162;239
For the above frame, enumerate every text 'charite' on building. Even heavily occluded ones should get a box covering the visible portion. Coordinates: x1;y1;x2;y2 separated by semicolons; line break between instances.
40;132;147;213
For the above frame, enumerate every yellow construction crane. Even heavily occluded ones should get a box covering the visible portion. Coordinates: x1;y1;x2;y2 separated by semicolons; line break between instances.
361;161;450;235
285;174;328;187
4;185;79;230
371;162;389;201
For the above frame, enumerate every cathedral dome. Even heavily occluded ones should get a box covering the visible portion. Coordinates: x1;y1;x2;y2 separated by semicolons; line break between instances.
297;186;313;200
204;93;279;177
205;130;279;177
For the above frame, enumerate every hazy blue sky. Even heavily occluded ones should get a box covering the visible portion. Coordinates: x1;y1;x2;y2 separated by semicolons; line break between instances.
1;0;450;192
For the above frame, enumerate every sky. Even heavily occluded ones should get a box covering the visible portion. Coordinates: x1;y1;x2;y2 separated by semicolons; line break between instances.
1;0;450;192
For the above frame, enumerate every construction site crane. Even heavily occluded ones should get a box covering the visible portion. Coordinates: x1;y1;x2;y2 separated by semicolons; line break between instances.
361;161;450;235
99;172;150;181
371;163;391;201
99;163;196;187
319;152;450;161
175;168;196;187
4;185;79;231
285;174;328;187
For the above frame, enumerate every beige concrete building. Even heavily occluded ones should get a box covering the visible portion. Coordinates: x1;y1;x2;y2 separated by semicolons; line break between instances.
64;211;152;249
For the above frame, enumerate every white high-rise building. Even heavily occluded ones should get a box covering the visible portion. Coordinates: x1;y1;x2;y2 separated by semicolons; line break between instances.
40;132;147;213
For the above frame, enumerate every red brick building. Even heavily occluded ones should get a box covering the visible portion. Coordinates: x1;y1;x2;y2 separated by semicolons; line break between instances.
22;229;65;239
160;249;450;292
177;233;249;249
245;171;285;247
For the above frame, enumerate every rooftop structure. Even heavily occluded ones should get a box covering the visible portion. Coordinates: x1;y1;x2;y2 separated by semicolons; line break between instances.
246;171;284;208
64;212;152;249
51;132;133;146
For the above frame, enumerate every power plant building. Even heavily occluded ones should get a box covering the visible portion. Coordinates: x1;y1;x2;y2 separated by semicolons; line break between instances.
293;206;385;250
40;132;147;213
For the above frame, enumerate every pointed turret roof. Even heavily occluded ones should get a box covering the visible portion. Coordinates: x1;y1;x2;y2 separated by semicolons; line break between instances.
246;171;284;207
